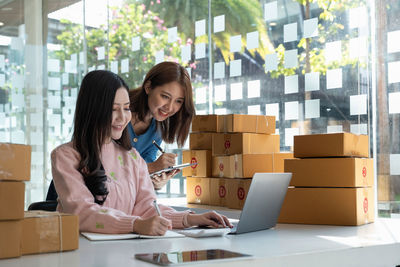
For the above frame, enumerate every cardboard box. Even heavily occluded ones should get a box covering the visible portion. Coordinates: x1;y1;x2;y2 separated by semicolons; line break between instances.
217;114;276;134
186;177;210;205
212;133;280;156
226;178;251;210
0;181;25;220
21;211;79;255
191;115;218;132
189;132;213;150
0;143;31;181
212;153;293;178
285;158;374;187
293;133;369;158
0;220;21;259
182;150;212;177
278;187;374;226
210;178;229;207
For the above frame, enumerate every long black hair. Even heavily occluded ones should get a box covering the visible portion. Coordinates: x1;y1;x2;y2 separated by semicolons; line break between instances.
73;70;131;205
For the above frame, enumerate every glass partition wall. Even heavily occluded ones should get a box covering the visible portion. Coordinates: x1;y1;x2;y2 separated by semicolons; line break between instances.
0;0;398;217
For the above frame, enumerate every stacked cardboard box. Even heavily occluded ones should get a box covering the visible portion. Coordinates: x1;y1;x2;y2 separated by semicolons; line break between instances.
278;133;374;226
185;114;293;210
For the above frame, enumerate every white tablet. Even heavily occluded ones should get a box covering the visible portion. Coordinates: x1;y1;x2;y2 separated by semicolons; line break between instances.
150;162;197;177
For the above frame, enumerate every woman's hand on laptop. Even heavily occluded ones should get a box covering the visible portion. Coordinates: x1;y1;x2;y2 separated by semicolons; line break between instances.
187;211;233;228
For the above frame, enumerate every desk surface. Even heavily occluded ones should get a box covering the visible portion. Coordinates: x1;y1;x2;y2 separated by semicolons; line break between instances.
2;219;400;267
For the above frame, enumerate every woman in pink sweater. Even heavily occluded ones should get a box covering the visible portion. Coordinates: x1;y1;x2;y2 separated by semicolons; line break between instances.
51;70;231;235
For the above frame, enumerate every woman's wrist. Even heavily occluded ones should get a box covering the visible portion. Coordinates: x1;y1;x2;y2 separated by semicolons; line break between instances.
147;162;156;174
183;211;195;227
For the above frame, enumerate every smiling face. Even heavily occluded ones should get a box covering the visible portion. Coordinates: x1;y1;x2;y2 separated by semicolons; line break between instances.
111;88;132;141
145;81;185;122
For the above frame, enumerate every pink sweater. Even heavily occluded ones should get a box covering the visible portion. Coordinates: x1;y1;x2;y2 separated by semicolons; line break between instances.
51;141;188;234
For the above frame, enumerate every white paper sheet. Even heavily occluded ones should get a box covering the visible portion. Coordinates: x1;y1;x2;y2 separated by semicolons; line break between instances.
181;44;191;62
350;123;367;135
284;49;298;68
388;92;400;114
48;59;60;72
284;23;297;43
388;61;400;84
121;58;129;73
214;84;226;101
110;61;118;74
195;43;206;59
132;36;140;51
264;1;278;21
195;87;207;104
305;72;320;91
230;35;241;53
230;82;243;100
265;103;279;121
285;101;299;120
214;62;225;79
168;27;178;43
230;59;241;77
284;75;298;94
195;19;206;37
349;37;367;59
213;15;225;33
246;31;259;49
48;95;61;109
247;80;260;98
350;94;367;115
325;41;342;63
285;127;299;147
97;46;105;60
305;99;320;119
304;18;318;38
390;154;400;175
265;53;278;72
155;50;164;65
326;68;342;89
327;125;343;133
248;105;261;115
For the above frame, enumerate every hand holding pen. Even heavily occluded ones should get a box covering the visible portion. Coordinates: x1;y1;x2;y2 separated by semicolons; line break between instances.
151;140;177;170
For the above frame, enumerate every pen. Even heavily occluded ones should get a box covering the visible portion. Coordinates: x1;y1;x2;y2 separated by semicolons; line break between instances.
153;199;163;217
152;140;165;154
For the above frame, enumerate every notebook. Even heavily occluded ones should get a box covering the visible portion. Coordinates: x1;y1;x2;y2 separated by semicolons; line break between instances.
81;230;185;241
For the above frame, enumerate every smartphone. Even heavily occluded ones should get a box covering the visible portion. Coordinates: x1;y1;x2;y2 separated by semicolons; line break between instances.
149;162;198;177
135;249;251;266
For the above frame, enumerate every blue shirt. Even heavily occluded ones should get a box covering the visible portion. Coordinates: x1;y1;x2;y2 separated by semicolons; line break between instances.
127;119;162;163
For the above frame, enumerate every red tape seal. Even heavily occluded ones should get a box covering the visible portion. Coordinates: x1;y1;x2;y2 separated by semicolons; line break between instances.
237;187;245;200
195;185;202;197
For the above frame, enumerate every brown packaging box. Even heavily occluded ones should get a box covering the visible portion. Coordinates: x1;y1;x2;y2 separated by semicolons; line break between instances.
226;178;251;210
0;220;22;259
189;132;213;150
285;158;374;187
293;133;369;158
0;181;25;220
191;115;218;132
186;177;210;205
278;187;374;226
182;150;212;177
0;143;31;181
210;178;229;207
217;114;276;134
212;133;280;156
21;211;79;255
212;153;293;178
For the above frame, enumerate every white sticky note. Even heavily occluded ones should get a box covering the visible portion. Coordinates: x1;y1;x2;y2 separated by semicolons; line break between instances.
230;82;243;100
11;116;16;128
48;95;61;109
0;54;4;70
388;31;400;53
71;88;78;98
30;112;43;127
349;7;367;29
11;74;24;89
305;72;320;91
181;45;191;62
48;59;60;72
62;73;69;85
265;53;278;71
214;62;225;79
111;61;118;74
30;95;43;107
248;105;261;115
284;23;297;43
186;68;191;79
71;53;77;64
388;61;400;84
327;125;343;133
0;74;5;87
155;50;164;64
65;60;77;74
326;68;342;89
349;37;367;59
168;27;178;43
325;41;341;63
11;94;24;109
97;46;105;60
195;19;206;37
389;92;400;114
79;52;84;65
30;131;43;145
390;154;400;175
213;15;225;33
230;35;241;53
285;101;299;120
246;31;259;50
266;103;279;121
284;49;298;68
11;37;23;51
4;103;10;113
350;94;367;115
285;75;298;94
264;2;278;21
304;18;318;38
97;64;105;70
11;130;25;144
214;84;226;102
285;127;299;147
121;58;129;73
62;89;69;98
132;36;140;51
195;43;206;59
64;97;76;107
305;99;320;119
350;123;368;135
247;80;260;98
230;59;241;77
48;77;61;91
195;87;207;104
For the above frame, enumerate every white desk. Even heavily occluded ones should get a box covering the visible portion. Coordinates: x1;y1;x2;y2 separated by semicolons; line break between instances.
1;219;400;267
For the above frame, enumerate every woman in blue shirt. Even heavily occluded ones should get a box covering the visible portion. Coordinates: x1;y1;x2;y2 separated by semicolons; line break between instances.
128;62;195;189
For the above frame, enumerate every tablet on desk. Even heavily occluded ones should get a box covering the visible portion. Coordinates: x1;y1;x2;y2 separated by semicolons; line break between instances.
135;249;251;266
150;162;197;177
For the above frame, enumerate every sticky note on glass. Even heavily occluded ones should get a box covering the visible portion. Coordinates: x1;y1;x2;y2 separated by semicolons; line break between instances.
327;125;343;133
285;101;299;120
111;61;118;74
349;7;367;29
390;154;400;175
195;43;206;59
230;59;241;77
230;35;241;53
213;15;225;33
326;68;342;89
350;124;367;135
97;46;105;60
305;72;320;92
389;92;400;114
285;127;299;147
121;58;129;73
265;53;278;71
48;59;60;73
266;103;279;121
214;62;225;79
181;45;191;62
62;73;69;85
132;36;140;51
325;41;341;63
195;87;207;104
247;80;260;98
79;52;84;65
388;61;400;84
230;82;243;100
284;75;298;94
248;105;260;115
284;23;297;43
48;95;61;109
304;18;318;38
168;27;178;43
264;1;278;21
284;49;297;68
214;84;226;101
350;94;367;115
305;99;320;119
155;50;164;65
65;60;77;74
195;19;206;37
349;37;367;59
48;77;61;91
11;93;24;109
388;30;400;53
247;31;259;49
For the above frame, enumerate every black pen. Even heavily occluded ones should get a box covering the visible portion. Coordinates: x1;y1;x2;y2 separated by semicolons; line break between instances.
152;140;165;154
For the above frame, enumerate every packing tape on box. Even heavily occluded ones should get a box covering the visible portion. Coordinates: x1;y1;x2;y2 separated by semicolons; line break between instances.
234;154;239;177
29;211;63;252
218;158;224;178
222;116;228;132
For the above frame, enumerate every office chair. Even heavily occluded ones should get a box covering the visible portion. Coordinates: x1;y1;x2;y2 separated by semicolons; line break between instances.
27;180;58;211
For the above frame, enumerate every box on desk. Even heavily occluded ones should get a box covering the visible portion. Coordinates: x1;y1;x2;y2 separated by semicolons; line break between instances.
226;178;251;210
210;178;229;207
0;143;31;181
278;187;374;226
186;177;210;205
189;132;213;150
0;181;25;220
217;114;276;134
293;133;369;158
191;115;218;132
0;220;22;259
285;158;374;187
212;133;280;156
21;211;79;255
182;150;211;177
